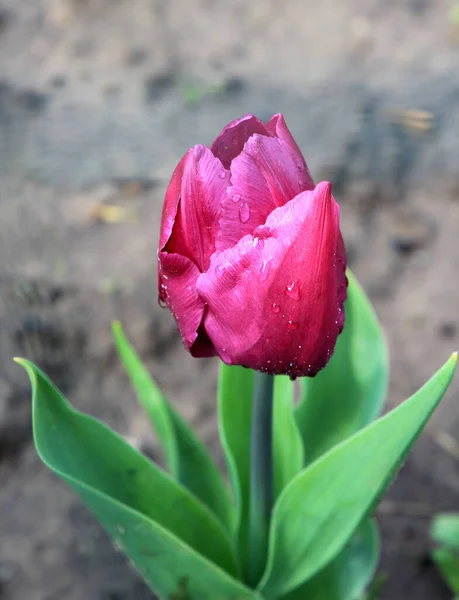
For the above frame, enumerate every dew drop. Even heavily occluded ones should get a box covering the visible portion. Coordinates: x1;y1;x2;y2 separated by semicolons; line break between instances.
272;302;280;313
252;236;265;249
284;279;301;301
232;193;241;203
219;171;226;179
220;348;233;364
287;320;299;331
239;202;250;223
260;257;272;281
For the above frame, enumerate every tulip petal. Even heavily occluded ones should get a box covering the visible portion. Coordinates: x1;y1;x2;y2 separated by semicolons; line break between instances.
266;114;314;185
216;134;314;252
210;114;270;169
162;145;230;272
159;152;188;251
336;232;348;332
158;252;216;357
198;182;344;378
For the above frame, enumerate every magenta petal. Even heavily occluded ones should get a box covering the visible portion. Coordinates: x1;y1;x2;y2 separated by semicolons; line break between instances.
335;232;348;331
198;182;343;377
210;114;270;169
159;152;188;251
216;133;314;252
158;251;216;357
266;114;314;187
164;145;230;272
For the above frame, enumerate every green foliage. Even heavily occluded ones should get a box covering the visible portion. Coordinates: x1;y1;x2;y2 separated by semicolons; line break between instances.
431;513;459;595
112;322;234;532
281;519;379;600
17;272;457;600
259;354;457;599
272;376;304;502
18;359;261;600
218;364;255;580
296;271;389;465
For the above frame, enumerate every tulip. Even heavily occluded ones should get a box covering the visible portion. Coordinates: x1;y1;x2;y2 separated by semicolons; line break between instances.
158;114;347;377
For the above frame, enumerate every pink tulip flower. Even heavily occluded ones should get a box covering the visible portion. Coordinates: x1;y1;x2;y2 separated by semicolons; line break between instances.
158;114;347;377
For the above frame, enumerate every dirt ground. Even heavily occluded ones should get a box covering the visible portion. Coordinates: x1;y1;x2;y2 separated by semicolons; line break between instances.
0;0;459;598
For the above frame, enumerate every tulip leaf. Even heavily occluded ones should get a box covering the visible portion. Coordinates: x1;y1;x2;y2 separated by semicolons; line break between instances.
281;519;379;600
18;359;245;596
295;271;389;465
218;364;255;581
431;513;459;594
112;321;234;532
432;514;459;552
432;549;459;595
273;376;304;501
259;354;457;599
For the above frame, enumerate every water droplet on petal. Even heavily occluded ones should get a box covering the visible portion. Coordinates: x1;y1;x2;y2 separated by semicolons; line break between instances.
232;193;241;203
272;303;280;313
284;279;302;301
252;237;265;249
260;257;272;281
220;348;233;364
239;202;250;223
287;320;299;331
219;171;226;179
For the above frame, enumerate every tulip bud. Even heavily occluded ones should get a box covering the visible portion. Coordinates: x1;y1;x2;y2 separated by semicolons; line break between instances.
158;114;347;377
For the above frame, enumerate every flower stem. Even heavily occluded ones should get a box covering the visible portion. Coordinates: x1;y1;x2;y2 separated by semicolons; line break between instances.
248;371;274;587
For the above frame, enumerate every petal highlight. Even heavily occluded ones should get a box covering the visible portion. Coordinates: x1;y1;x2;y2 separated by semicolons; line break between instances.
198;182;344;377
216;134;315;252
266;114;314;186
164;145;230;272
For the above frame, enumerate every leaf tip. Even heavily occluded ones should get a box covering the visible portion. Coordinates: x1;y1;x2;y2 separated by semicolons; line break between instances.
112;319;122;333
13;357;37;387
13;356;31;370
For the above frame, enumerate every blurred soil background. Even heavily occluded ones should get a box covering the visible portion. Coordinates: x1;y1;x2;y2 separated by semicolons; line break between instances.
0;0;459;598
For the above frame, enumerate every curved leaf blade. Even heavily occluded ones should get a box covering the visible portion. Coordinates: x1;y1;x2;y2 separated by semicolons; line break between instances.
295;271;389;464
218;364;255;580
273;376;304;501
18;359;239;582
260;354;457;599
432;549;459;595
282;519;379;600
112;321;234;532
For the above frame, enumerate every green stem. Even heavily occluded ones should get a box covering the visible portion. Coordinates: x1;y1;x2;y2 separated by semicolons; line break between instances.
248;371;274;587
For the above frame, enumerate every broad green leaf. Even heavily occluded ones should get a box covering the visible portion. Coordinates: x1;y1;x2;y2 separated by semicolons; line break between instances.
295;271;389;464
432;549;459;595
218;364;255;580
112;322;234;532
18;359;242;593
273;376;304;501
259;354;457;599
282;519;379;600
432;514;459;552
